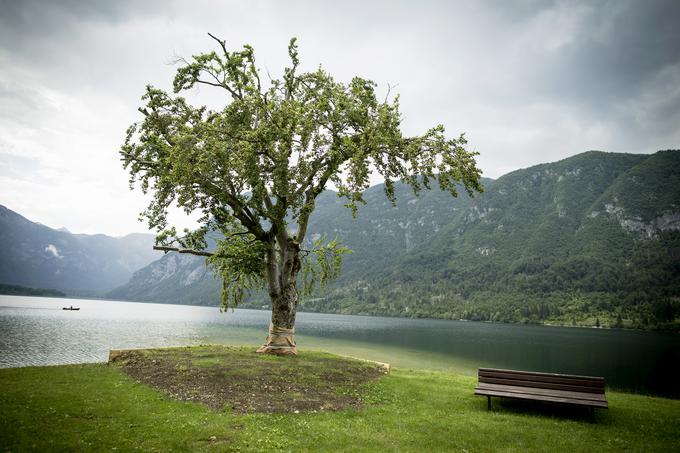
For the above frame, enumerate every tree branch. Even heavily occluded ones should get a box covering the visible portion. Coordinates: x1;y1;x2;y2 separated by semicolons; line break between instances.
295;190;315;242
196;79;226;89
265;243;280;297
120;151;156;168
153;245;213;257
207;32;229;59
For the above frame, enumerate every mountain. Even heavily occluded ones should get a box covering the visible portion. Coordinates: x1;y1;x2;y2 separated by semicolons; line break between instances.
107;178;485;304
110;150;680;329
0;206;157;295
305;150;680;329
107;253;220;305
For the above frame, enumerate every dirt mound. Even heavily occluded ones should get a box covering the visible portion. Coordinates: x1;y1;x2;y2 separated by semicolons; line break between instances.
113;345;386;414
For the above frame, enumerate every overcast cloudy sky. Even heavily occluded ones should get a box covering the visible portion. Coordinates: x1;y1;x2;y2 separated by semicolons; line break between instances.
1;0;679;236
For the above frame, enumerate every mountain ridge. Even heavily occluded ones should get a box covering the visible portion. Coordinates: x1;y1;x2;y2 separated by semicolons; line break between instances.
0;205;157;295
313;150;679;329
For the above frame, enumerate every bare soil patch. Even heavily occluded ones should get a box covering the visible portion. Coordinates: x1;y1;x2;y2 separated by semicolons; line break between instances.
112;345;386;414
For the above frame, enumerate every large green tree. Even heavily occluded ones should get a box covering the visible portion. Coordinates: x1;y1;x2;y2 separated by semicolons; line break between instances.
121;35;483;354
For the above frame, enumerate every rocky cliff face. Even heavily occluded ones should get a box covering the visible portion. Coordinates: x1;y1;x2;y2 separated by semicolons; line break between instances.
107;252;219;304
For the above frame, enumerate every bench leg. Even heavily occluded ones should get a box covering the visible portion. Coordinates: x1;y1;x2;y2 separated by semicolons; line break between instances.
487;396;491;411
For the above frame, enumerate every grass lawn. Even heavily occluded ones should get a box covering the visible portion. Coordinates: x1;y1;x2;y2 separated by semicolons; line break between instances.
1;346;678;452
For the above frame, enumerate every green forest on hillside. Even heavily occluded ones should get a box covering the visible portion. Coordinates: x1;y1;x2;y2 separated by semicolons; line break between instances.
0;283;66;298
110;150;680;331
252;151;680;330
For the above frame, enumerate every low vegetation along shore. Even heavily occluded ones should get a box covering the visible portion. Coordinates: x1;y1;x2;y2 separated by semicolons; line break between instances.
1;346;678;452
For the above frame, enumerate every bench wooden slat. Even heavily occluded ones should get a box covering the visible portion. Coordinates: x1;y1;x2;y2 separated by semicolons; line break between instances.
479;376;604;393
479;369;604;389
476;367;608;412
475;388;609;408
476;383;607;403
479;368;605;383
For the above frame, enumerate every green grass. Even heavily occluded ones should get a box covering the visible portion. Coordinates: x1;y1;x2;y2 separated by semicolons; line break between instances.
1;348;678;452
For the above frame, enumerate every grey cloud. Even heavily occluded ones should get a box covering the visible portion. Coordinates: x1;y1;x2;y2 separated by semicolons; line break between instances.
0;0;678;234
0;0;144;31
525;0;680;99
0;0;171;93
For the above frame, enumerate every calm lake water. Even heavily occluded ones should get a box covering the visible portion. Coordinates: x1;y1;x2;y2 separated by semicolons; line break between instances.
1;295;678;398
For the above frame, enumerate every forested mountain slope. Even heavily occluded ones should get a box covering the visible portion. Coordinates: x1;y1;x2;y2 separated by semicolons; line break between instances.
110;150;680;329
301;151;680;329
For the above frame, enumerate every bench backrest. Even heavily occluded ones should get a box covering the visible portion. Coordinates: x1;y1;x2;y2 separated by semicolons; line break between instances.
478;368;605;394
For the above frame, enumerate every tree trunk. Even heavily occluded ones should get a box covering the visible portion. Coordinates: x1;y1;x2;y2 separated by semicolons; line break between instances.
256;239;300;355
256;282;298;355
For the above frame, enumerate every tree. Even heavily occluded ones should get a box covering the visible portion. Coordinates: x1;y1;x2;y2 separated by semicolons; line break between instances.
121;35;483;355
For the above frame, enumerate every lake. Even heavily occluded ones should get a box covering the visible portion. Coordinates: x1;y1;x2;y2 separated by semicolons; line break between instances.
1;295;678;398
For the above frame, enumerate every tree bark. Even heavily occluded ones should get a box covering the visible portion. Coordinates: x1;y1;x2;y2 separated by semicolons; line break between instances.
256;238;301;355
256;282;298;355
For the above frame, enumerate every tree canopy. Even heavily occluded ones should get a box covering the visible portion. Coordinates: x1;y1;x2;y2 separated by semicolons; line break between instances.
121;35;483;312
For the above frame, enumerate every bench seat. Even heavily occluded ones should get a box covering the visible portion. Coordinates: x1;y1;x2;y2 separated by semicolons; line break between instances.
475;368;608;410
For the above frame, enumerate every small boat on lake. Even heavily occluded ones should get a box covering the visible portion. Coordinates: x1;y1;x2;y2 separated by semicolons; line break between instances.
62;306;80;311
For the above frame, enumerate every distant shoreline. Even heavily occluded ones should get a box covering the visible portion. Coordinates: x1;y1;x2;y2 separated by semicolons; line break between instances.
2;292;676;334
0;284;66;298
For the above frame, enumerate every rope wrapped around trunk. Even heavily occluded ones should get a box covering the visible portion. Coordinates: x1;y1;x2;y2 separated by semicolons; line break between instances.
256;322;298;355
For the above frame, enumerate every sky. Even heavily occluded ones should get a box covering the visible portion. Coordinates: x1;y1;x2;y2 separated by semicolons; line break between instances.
1;0;679;236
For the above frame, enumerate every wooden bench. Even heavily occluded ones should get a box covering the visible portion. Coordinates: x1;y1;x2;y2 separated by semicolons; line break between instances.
475;368;608;412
